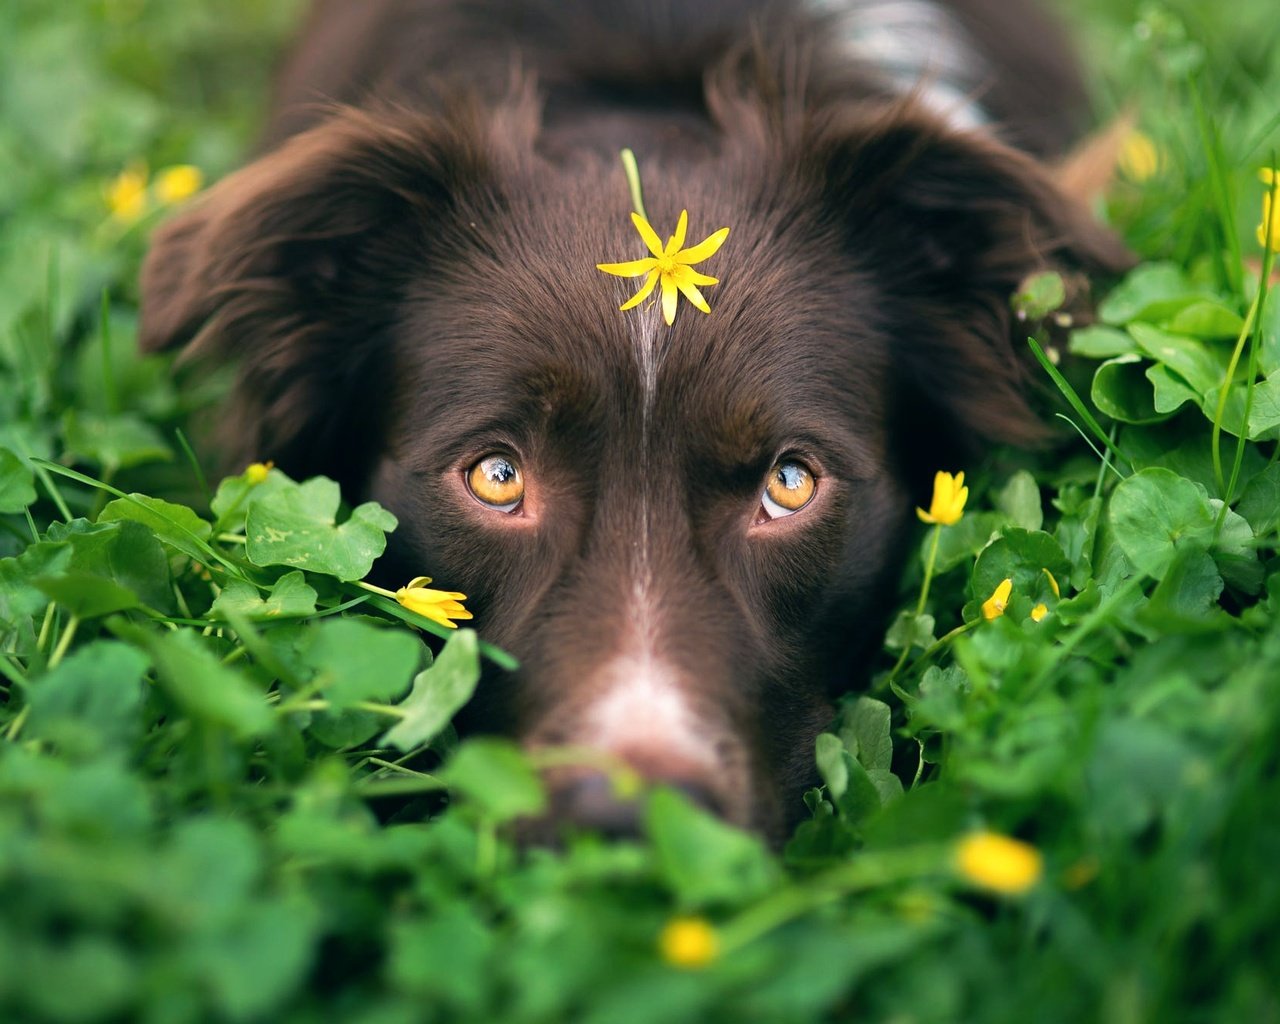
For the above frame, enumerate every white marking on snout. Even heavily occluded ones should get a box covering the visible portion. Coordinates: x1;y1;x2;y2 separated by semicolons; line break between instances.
586;652;720;770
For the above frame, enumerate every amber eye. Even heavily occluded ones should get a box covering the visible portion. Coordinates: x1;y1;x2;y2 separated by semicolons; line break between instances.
467;454;524;512
761;460;816;519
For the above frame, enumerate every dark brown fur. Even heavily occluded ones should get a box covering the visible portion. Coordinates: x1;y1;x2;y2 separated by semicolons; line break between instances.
140;0;1130;841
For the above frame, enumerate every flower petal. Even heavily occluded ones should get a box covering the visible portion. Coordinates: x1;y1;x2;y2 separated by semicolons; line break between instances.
665;210;689;256
675;278;711;314
676;227;730;265
597;257;658;277
632;213;665;257
669;265;718;287
619;269;659;311
661;273;678;326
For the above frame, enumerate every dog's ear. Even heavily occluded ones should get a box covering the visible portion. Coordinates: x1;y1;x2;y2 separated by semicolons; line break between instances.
139;105;500;488
810;105;1132;458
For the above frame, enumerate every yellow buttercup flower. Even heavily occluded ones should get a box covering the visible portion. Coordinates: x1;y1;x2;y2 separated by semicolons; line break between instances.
1030;603;1048;622
245;460;274;485
1041;568;1060;598
1118;130;1160;182
916;470;968;526
658;916;719;969
395;576;472;629
956;831;1043;895
106;164;148;222
1259;168;1280;253
155;164;204;204
598;211;730;326
981;578;1013;621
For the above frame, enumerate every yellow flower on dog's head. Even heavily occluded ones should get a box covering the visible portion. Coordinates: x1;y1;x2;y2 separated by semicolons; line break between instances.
598;211;730;326
916;470;968;526
982;578;1013;620
395;576;472;629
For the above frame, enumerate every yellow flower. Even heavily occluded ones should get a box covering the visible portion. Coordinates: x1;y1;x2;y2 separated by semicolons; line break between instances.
916;470;968;526
1041;568;1060;598
1118;130;1160;182
955;831;1043;895
245;460;274;485
1030;603;1048;622
106;164;148;222
395;576;472;629
1259;168;1280;253
155;164;204;204
598;211;730;326
981;578;1013;621
658;916;719;969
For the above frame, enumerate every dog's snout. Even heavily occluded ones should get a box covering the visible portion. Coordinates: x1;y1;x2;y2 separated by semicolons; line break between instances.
549;772;726;838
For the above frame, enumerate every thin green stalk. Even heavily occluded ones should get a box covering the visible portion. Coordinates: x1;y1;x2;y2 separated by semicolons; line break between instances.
717;845;949;954
1028;337;1133;471
174;427;212;507
99;289;119;414
885;524;941;687
48;615;79;670
620;148;648;220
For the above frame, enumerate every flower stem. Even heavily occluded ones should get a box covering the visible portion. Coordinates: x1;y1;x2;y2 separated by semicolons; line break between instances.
355;580;398;600
48;615;79;670
620;148;649;221
886;524;942;686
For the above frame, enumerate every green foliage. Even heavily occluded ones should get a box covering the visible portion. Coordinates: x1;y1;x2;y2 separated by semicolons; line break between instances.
1;2;1279;1022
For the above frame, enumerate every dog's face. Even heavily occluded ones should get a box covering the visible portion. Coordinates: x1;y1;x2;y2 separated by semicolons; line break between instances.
140;98;1127;838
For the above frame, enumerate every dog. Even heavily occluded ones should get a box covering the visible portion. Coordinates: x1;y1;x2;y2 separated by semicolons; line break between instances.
139;0;1130;842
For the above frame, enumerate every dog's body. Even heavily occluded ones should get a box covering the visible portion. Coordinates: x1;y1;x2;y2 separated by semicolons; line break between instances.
141;0;1128;839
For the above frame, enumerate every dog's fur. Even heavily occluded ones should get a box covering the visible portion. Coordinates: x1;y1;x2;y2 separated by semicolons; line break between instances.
139;0;1130;840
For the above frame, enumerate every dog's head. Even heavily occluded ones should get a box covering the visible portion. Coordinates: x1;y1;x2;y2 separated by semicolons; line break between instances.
139;92;1128;839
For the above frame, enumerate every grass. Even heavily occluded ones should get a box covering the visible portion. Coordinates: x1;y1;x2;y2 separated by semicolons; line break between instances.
2;2;1279;1021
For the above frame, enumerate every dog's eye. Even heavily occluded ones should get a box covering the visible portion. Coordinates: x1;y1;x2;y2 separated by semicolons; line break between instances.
761;460;816;519
467;454;524;512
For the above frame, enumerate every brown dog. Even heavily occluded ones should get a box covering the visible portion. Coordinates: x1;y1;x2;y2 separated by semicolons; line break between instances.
140;0;1129;841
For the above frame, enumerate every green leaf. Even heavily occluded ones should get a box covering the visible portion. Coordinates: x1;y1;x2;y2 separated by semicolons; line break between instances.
1147;363;1200;414
137;628;274;739
26;641;148;756
1108;468;1216;579
300;617;420;708
210;465;294;533
99;493;214;563
1129;322;1227;393
840;696;894;772
61;409;171;471
994;470;1043;531
244;476;397;581
1141;547;1226;627
1091;355;1167;423
884;609;935;653
0;445;36;513
33;571;139;617
815;732;848;800
1099;263;1206;325
970;529;1071;612
210;571;317;622
0;540;70;626
1237;462;1280;537
382;629;480;751
47;518;174;613
927;512;1005;573
646;787;774;906
442;739;545;822
1011;270;1066;319
1069;324;1137;359
1164;300;1246;339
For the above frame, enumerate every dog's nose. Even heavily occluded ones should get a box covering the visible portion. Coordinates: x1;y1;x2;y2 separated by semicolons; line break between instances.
551;773;723;838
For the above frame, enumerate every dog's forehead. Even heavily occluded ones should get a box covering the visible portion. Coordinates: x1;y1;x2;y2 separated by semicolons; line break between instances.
400;168;889;458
